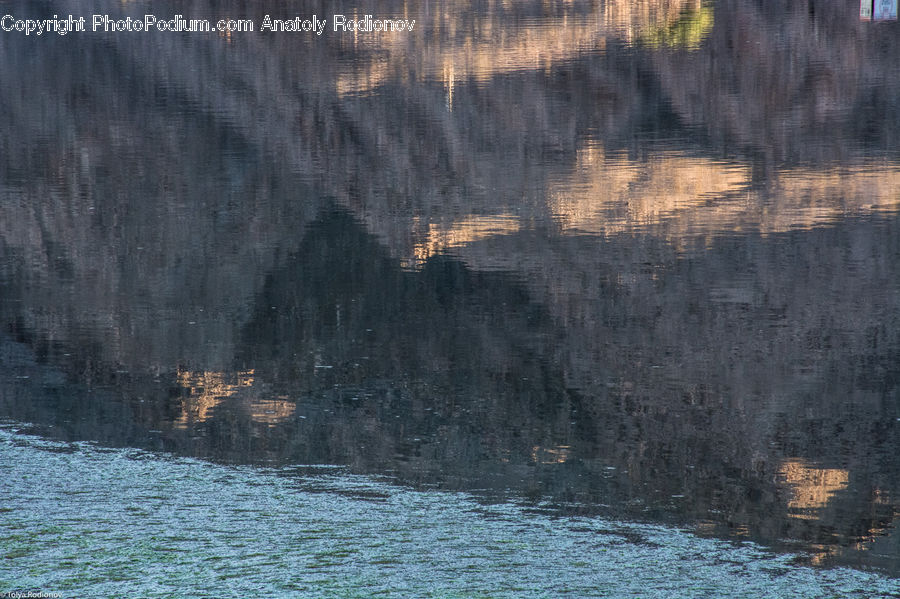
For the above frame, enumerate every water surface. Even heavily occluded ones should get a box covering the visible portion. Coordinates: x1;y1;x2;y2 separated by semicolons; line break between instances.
1;0;899;590
3;424;898;597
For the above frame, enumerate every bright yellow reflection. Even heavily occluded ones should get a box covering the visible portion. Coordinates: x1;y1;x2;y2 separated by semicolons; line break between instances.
777;458;849;519
173;369;295;427
403;214;522;268
174;369;255;428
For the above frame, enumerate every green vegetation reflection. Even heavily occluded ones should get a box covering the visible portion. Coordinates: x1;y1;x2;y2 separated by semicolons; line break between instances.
641;2;714;49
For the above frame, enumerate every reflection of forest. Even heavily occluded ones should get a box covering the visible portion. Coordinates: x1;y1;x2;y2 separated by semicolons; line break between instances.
336;0;713;94
3;206;898;570
1;0;899;573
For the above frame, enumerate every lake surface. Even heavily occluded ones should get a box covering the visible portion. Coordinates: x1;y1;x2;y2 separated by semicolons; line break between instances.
1;0;899;594
3;424;898;597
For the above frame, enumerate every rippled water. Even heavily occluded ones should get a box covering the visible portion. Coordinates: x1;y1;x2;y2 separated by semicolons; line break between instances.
1;0;899;593
3;424;898;598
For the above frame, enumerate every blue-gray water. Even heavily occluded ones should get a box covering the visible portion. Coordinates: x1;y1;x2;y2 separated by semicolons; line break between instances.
2;423;897;598
2;0;900;594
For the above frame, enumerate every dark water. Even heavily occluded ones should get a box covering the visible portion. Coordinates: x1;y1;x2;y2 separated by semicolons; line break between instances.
1;0;899;589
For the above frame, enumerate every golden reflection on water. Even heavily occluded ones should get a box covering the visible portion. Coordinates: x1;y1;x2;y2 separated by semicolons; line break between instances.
551;147;900;241
549;146;752;238
173;369;256;428
336;0;712;96
173;369;297;427
403;214;522;268
395;146;900;267
778;458;849;520
768;460;889;566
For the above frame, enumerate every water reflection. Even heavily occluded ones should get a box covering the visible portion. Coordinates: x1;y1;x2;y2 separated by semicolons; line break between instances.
1;0;899;580
174;369;257;428
550;148;900;241
778;459;850;521
337;0;714;97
